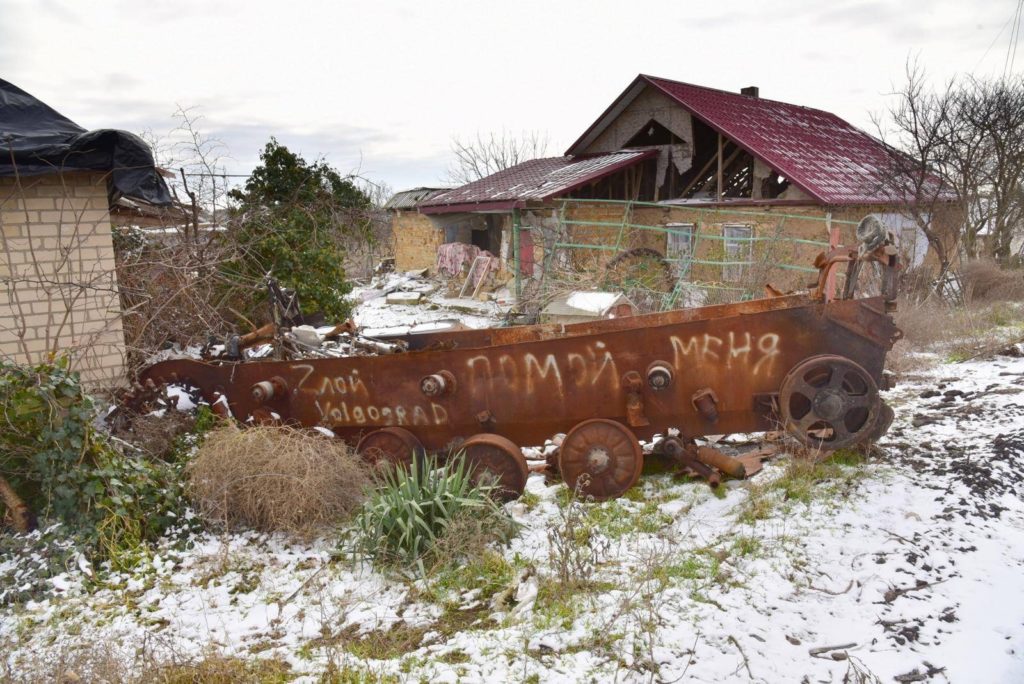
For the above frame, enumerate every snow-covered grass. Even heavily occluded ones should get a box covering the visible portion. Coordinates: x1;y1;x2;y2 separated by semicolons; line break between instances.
4;352;1024;681
4;288;1024;682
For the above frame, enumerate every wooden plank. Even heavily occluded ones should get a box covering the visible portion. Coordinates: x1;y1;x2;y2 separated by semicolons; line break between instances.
679;150;721;198
717;133;724;201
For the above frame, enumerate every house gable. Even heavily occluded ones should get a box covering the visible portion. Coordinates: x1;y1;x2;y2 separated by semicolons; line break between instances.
568;75;902;206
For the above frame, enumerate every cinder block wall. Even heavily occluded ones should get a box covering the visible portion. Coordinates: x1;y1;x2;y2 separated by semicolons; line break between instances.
392;210;445;272
0;172;126;387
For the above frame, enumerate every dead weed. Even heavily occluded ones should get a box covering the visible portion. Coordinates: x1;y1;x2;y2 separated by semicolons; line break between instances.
186;424;371;536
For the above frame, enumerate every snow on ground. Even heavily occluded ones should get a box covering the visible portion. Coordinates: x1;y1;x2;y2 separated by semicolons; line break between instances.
3;290;1024;681
352;272;505;332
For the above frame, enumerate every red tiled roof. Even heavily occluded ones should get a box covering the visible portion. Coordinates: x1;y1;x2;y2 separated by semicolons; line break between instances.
419;149;656;214
569;75;904;206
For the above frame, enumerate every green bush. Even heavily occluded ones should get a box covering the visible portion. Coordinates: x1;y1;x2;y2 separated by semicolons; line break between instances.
353;456;514;573
223;139;373;322
0;357;182;564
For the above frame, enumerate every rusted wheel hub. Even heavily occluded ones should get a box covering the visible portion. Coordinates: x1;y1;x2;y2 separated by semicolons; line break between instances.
586;446;612;472
461;433;529;502
779;355;880;450
356;427;424;470
559;419;643;500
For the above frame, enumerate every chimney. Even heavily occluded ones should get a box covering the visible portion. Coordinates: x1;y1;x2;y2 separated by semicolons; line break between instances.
740;86;759;98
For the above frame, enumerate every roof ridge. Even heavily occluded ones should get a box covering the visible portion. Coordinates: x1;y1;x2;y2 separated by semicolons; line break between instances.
640;73;841;119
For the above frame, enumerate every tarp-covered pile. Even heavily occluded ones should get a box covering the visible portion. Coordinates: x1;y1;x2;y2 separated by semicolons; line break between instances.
0;79;170;205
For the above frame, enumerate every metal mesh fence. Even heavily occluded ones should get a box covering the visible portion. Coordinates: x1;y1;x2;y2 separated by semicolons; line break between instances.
527;199;859;312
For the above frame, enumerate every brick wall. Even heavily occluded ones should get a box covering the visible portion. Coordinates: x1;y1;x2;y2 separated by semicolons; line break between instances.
392;210;445;272
0;172;126;387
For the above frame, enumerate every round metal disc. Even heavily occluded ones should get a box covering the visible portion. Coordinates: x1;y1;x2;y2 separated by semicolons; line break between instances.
461;433;529;502
558;419;643;500
779;355;880;450
356;427;424;470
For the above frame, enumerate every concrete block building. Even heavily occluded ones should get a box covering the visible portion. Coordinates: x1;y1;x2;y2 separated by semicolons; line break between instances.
0;79;169;386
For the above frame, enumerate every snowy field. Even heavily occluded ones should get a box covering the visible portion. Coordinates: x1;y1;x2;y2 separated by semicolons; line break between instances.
2;290;1023;682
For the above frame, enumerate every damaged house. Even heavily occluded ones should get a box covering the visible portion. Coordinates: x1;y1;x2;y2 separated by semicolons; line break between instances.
0;79;170;385
392;74;959;296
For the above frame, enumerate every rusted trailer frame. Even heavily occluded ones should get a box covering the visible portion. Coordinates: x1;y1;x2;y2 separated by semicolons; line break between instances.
134;238;902;501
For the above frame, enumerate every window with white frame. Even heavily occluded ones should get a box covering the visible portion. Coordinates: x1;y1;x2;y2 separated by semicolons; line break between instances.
722;224;753;282
665;223;696;278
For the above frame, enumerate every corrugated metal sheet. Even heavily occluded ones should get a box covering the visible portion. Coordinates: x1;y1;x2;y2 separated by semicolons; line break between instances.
567;75;918;206
384;187;450;210
419;150;656;212
641;76;902;205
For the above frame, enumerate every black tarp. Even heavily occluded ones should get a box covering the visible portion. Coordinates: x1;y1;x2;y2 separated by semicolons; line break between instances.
0;79;171;205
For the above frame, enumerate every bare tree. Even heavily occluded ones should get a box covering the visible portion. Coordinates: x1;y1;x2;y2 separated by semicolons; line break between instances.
877;62;1024;279
961;77;1024;262
116;109;253;369
874;62;961;281
445;129;550;185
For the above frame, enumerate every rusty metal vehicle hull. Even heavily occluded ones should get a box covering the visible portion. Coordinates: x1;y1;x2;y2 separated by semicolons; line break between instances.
138;285;900;499
133;228;904;500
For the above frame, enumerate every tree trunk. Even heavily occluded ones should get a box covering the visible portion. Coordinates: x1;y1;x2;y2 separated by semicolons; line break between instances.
0;475;36;533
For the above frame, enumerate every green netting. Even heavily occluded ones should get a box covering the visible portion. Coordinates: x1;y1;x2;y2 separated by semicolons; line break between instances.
531;199;841;312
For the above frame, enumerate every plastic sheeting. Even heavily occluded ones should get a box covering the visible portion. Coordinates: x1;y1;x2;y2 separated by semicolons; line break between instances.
0;79;170;205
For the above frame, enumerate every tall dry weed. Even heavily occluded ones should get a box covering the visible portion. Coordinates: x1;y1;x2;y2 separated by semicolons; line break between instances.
960;259;1024;302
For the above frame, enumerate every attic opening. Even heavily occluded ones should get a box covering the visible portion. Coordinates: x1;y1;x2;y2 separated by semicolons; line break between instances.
672;117;792;201
624;119;679;147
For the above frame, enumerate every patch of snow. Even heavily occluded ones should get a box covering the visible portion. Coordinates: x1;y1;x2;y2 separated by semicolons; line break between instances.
565;291;619;314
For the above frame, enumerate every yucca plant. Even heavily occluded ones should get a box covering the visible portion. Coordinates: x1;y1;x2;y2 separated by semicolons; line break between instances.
353;454;511;573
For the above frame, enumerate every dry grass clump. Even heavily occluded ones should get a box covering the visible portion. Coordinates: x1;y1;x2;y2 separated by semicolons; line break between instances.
961;258;1024;302
142;654;292;684
889;291;1024;372
187;425;372;536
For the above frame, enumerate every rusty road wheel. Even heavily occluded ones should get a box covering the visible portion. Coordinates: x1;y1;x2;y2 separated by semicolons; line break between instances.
866;402;895;443
356;427;424;470
461;434;529;502
779;355;880;450
559;419;643;500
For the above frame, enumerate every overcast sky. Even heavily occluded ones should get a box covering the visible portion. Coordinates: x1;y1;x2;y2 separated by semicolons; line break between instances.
2;0;1021;194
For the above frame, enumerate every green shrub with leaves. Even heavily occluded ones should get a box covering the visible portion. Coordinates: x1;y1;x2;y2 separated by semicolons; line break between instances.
223;139;374;322
0;357;182;563
353;456;515;573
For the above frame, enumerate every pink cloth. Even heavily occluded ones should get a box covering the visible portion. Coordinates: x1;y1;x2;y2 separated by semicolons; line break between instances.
436;243;499;284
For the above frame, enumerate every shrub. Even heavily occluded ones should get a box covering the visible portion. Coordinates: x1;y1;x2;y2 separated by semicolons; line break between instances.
223;139;374;322
353;455;514;573
186;424;371;535
0;357;181;562
961;258;1024;302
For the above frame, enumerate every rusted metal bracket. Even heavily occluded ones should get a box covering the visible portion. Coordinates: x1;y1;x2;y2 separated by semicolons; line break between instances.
623;371;650;427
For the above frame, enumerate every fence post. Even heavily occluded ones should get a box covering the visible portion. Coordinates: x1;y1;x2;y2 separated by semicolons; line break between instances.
824;211;839;299
513;207;522;300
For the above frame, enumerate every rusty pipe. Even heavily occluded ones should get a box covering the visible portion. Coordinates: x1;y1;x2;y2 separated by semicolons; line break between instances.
695;445;747;479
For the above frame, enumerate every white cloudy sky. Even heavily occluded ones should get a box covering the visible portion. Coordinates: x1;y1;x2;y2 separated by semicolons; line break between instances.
2;0;1021;193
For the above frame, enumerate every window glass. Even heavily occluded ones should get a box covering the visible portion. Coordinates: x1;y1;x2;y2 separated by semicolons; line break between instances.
665;223;695;278
723;224;753;281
